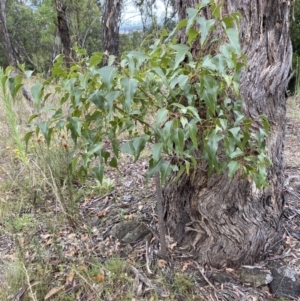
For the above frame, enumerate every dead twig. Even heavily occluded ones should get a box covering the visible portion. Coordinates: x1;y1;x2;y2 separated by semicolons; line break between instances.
129;264;167;297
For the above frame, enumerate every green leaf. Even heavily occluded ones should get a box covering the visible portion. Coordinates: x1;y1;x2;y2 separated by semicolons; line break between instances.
200;76;218;116
38;121;48;137
93;165;105;184
160;161;172;184
156;108;168;125
180;116;188;127
8;76;22;99
108;55;116;66
227;161;240;177
145;158;162;182
152;143;163;161
120;141;135;156
188;123;198;149
132;135;149;161
27;114;39;124
89;52;103;67
109;157;118;168
24;131;34;150
106;91;120;120
52;108;63;119
211;2;223;19
172;103;187;113
99;66;117;90
31;84;43;106
173;128;184;154
87;142;104;157
67;116;82;139
229;148;244;159
171;44;190;69
229;127;240;137
120;77;139;110
226;28;241;55
89;90;106;109
172;164;185;183
177;74;189;89
112;139;119;157
186;8;199;33
152;67;170;90
196;17;215;46
202;55;216;70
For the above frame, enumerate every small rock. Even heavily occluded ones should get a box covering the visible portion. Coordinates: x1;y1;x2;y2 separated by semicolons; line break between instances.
240;266;273;288
268;261;300;299
122;195;134;202
110;219;150;243
211;271;238;284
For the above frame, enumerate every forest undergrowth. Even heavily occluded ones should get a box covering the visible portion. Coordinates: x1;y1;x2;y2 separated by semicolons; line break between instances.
0;77;300;301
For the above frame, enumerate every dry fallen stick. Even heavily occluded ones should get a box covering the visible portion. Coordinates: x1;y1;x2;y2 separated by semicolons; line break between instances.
129;265;167;297
145;240;153;274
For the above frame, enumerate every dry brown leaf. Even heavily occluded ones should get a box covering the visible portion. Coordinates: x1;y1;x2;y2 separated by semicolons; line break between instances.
247;174;252;183
168;242;177;250
124;214;135;220
67;233;76;239
44;286;64;300
66;270;75;284
157;259;167;269
97;210;106;218
225;268;235;273
41;234;52;240
18;237;25;247
92;273;105;283
11;285;28;301
181;261;192;272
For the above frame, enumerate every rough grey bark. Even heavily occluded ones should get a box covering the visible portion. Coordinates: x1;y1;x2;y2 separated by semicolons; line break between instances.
164;0;292;267
101;0;122;66
0;0;16;67
55;0;72;68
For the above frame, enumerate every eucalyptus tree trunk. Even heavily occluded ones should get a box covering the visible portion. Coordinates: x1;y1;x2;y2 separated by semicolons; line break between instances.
164;0;292;267
0;0;16;67
101;0;122;66
55;0;72;68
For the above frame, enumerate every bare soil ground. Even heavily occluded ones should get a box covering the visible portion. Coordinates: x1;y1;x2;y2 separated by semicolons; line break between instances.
1;96;300;301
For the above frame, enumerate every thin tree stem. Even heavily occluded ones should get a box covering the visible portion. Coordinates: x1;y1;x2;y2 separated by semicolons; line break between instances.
155;171;167;257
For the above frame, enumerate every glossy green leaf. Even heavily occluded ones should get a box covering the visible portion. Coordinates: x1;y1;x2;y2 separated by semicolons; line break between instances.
109;157;118;168
188;123;198;149
99;66;117;90
160;161;172;184
156;108;168;125
227;161;240;178
226;28;241;55
229;148;244;159
89;53;103;67
196;17;215;46
120;77;139;110
152;143;163;161
171;44;190;69
87;142;104;157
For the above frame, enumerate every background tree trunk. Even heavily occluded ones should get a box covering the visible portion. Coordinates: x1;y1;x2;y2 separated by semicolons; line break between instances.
0;0;16;67
101;0;122;66
55;0;72;68
164;0;292;267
